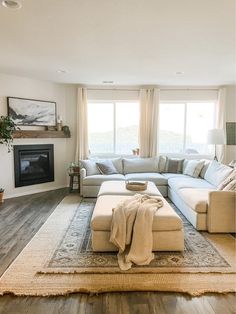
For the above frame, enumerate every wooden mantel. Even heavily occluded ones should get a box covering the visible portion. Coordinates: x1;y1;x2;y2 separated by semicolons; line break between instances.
13;130;70;139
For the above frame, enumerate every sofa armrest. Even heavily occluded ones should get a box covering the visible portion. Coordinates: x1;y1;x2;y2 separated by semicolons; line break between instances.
207;191;235;233
80;168;87;196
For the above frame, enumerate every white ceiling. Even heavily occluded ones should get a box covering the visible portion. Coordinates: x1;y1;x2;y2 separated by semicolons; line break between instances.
0;0;235;85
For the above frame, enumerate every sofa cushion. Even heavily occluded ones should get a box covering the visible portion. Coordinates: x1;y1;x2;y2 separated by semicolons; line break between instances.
168;176;215;191
199;160;211;178
204;160;233;187
164;158;184;173
123;157;158;174
96;160;118;175
83;174;125;186
125;173;168;185
178;188;215;213
223;179;236;191
183;160;205;178
91;195;183;231
162;173;189;180
218;170;236;190
80;159;100;176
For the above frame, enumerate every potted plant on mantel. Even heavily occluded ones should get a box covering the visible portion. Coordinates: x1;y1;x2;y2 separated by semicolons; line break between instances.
0;188;4;204
0;115;18;152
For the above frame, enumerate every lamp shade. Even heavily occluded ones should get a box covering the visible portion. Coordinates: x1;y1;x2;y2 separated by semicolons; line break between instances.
207;129;225;144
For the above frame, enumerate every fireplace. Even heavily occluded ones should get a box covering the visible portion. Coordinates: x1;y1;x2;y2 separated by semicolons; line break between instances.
14;144;54;187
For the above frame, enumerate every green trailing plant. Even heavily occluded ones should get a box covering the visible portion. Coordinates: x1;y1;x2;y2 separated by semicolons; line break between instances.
0;115;18;152
67;161;80;174
0;188;4;193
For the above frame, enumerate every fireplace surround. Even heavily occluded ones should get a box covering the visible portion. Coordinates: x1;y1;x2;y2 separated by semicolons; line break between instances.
14;144;54;187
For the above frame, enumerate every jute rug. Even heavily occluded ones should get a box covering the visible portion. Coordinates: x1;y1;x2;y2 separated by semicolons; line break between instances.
0;194;235;296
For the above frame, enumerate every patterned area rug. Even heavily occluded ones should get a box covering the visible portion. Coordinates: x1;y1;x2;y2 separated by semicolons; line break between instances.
0;194;235;296
41;198;231;274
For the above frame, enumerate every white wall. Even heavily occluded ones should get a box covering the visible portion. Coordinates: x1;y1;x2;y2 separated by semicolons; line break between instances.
0;73;77;199
225;85;236;163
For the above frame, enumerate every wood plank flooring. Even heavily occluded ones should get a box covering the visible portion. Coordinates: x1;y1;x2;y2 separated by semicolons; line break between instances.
0;189;235;314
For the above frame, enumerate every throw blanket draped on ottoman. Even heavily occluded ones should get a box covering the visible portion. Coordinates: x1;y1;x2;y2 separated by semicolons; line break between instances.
110;194;163;270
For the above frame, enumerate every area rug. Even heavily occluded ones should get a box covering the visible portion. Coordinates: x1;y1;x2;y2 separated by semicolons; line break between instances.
40;198;235;274
0;194;235;296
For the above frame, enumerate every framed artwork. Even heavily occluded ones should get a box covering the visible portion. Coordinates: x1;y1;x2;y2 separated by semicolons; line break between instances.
226;122;236;145
7;97;57;126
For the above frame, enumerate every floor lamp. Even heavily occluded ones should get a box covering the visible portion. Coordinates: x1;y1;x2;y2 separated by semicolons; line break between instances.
207;129;225;161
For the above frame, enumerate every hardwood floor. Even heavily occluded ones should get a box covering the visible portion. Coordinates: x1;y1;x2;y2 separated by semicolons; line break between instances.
0;189;235;314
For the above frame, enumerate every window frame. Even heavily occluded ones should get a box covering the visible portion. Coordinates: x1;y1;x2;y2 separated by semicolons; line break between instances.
159;100;216;155
87;99;139;157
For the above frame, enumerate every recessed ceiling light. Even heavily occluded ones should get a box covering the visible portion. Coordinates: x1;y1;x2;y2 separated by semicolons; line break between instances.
175;71;184;75
102;80;114;84
1;0;22;9
57;69;67;74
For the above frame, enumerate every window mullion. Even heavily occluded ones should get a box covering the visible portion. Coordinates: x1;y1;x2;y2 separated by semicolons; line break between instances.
113;102;116;154
183;103;187;153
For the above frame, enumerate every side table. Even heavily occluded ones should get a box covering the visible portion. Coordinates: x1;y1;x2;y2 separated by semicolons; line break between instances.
69;173;80;193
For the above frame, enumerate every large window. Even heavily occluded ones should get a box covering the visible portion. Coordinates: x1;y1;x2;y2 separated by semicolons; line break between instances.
159;102;215;154
88;101;139;155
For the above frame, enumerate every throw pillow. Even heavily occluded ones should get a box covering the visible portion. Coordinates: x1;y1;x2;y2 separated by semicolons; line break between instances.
80;160;100;176
96;160;118;175
165;158;184;174
218;170;236;190
199;160;211;178
204;160;233;187
157;156;168;172
183;160;205;178
223;179;236;191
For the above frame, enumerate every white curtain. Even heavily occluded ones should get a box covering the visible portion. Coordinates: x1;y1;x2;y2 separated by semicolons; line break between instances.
75;87;89;161
139;88;160;157
215;87;226;163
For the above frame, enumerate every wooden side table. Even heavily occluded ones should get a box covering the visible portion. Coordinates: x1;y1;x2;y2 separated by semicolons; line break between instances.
69;173;80;193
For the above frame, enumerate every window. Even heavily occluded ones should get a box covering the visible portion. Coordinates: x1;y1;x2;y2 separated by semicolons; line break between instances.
88;102;139;155
159;102;215;154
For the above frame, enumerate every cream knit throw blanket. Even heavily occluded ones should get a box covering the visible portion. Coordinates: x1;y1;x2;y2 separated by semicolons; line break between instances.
110;194;164;271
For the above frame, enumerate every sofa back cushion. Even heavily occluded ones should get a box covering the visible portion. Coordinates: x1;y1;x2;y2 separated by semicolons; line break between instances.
204;160;233;187
80;160;100;176
123;157;158;174
183;160;205;178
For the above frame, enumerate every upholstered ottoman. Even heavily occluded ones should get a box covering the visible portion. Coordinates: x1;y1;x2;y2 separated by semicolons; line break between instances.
91;195;184;252
98;180;161;197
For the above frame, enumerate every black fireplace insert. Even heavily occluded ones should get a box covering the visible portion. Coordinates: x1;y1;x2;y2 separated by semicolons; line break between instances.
14;144;54;187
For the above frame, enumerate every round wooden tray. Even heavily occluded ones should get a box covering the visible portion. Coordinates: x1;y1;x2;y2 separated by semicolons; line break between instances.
125;181;147;191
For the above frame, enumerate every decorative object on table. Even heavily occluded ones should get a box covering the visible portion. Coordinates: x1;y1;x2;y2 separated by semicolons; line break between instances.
228;160;236;168
62;125;71;137
0;115;18;152
7;97;56;126
226;122;236;145
132;148;140;156
207;128;225;161
68;161;80;174
0;188;4;204
57;115;62;131
125;181;147;191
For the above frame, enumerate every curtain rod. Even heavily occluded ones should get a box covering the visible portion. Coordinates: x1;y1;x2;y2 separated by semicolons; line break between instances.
87;88;219;92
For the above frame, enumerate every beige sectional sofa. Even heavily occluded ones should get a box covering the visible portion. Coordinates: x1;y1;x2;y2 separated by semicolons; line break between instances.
80;157;236;233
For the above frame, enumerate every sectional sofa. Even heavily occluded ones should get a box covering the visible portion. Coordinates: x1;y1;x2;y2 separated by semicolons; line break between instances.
80;157;235;233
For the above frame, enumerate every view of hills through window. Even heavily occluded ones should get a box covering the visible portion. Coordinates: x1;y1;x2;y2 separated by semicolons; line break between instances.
88;102;139;155
88;101;215;155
